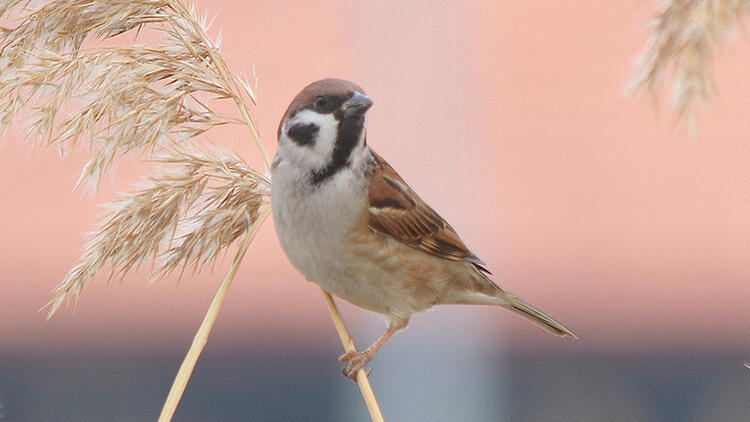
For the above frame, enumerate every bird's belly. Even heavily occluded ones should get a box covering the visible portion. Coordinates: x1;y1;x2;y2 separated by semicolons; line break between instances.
276;207;447;319
316;231;452;320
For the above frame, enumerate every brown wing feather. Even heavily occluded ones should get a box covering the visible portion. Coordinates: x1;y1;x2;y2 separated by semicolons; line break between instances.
367;151;490;274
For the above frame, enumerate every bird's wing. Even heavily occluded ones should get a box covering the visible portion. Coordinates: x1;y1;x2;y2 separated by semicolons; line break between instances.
367;151;490;274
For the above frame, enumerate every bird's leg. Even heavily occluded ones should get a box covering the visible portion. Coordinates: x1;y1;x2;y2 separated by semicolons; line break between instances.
339;318;408;380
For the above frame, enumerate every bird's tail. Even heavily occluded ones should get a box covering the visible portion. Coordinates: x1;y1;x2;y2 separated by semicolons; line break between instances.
500;293;577;338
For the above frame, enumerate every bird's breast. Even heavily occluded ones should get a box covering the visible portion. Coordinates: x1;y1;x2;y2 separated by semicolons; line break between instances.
271;160;369;283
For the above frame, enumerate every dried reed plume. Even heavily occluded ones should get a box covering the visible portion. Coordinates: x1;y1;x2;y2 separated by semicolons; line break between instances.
0;0;265;190
47;144;269;316
628;0;750;130
0;0;269;311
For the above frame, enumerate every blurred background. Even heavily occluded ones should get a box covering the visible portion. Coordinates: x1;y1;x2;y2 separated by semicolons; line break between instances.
2;1;750;420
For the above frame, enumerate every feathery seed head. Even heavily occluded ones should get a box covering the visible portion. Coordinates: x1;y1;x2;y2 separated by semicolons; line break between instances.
628;0;750;131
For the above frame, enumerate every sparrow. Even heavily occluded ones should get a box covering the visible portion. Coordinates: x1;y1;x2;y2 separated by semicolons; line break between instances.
271;78;575;380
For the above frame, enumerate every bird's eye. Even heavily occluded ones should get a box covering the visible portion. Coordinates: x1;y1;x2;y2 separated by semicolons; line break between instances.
314;95;330;109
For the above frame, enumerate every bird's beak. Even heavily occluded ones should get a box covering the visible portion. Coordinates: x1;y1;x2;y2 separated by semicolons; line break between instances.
342;91;373;118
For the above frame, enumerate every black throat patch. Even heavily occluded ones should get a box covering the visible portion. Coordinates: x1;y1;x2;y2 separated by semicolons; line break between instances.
311;115;364;185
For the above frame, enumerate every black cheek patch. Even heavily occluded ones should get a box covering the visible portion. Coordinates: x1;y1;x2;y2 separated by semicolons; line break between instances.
288;122;319;146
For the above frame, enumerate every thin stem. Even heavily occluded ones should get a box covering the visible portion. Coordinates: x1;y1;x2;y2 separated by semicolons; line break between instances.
322;291;385;422
171;0;272;169
236;101;271;169
158;206;272;422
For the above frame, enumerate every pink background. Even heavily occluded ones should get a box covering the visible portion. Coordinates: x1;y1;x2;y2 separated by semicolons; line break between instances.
2;1;749;357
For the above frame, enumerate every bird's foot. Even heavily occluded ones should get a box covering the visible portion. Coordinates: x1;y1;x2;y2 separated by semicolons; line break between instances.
338;350;373;381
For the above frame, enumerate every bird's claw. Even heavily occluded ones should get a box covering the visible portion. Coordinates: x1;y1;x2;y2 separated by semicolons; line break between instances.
339;350;372;381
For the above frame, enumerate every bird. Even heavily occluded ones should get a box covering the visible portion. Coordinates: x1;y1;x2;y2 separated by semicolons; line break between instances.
271;78;576;379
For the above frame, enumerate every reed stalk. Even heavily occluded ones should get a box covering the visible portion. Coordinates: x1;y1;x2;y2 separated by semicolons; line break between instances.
323;292;385;422
158;206;271;422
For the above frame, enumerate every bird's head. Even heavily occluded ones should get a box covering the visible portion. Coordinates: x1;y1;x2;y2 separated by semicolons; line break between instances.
276;78;373;184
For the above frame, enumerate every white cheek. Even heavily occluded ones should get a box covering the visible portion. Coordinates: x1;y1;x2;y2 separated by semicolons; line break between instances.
279;110;339;170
